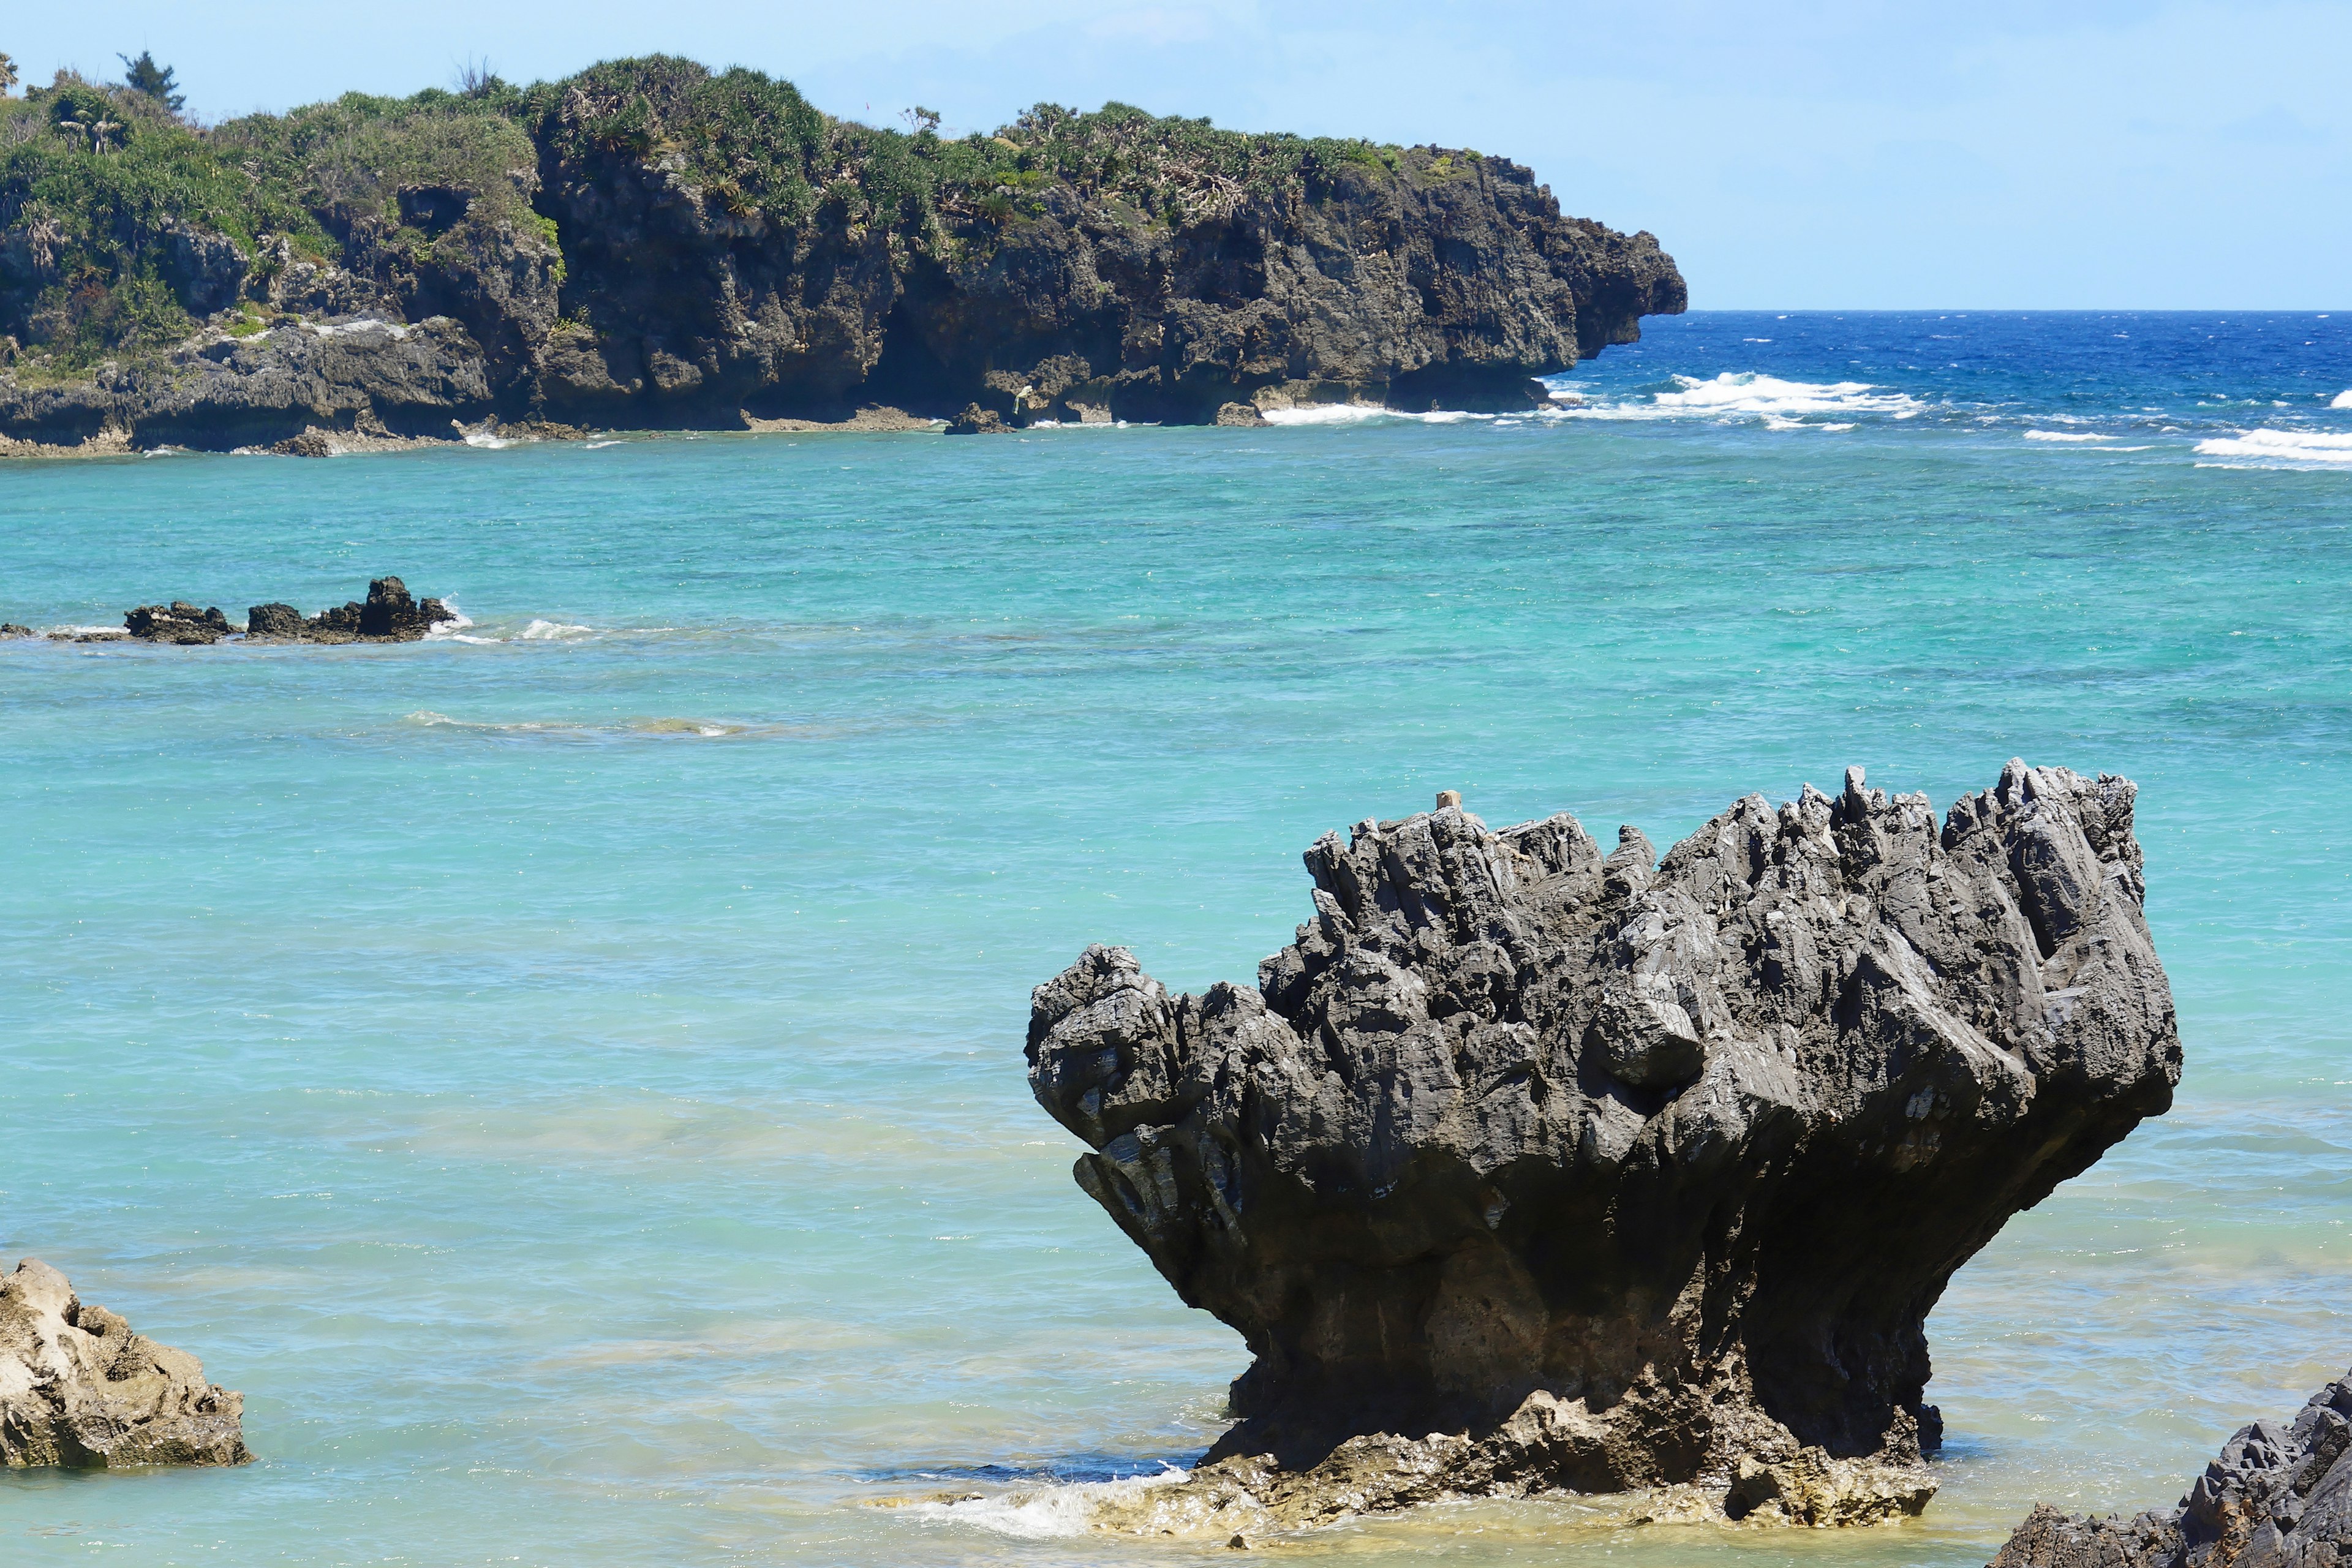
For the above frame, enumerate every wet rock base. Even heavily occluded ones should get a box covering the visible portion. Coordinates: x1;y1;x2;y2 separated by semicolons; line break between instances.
1992;1370;2352;1568
0;1258;251;1469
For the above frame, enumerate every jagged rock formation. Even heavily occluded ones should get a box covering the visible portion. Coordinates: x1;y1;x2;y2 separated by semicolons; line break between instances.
0;60;1683;450
1027;763;2180;1524
125;601;233;644
0;1258;250;1468
247;576;456;643
1992;1371;2352;1568
55;577;453;645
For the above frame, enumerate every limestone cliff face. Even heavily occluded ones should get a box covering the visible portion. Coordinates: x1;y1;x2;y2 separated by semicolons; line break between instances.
0;90;1681;447
1026;763;2179;1517
531;132;1682;425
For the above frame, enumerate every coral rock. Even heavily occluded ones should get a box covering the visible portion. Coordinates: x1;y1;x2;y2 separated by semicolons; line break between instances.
1990;1371;2352;1568
0;1259;250;1468
123;601;232;644
1027;761;2180;1523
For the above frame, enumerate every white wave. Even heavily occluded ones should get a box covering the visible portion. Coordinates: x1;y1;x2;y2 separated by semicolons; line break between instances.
50;625;127;638
581;440;624;450
2332;390;2352;409
461;428;514;449
1261;404;1494;426
2025;430;2117;442
2193;429;2352;467
421;601;477;642
910;1469;1192;1541
1819;421;1856;432
1563;371;1926;424
518;619;594;640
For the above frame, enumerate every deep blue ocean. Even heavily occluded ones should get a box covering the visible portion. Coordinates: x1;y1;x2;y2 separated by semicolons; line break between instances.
2;311;2348;1564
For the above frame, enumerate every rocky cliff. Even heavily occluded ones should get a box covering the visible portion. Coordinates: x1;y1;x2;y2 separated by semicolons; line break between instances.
0;1258;250;1468
1026;763;2180;1525
0;59;1683;450
1992;1371;2352;1568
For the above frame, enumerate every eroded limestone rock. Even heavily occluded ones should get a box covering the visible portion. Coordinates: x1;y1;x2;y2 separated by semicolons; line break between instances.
124;601;233;644
244;577;456;643
1991;1371;2352;1568
1027;762;2181;1526
0;1258;250;1468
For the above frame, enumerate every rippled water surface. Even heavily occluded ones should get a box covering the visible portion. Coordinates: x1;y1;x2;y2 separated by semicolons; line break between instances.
3;312;2348;1566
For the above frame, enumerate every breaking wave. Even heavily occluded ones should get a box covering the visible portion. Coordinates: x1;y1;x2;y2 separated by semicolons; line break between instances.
1261;404;1496;426
2332;390;2352;409
2025;430;2118;442
1559;372;1928;424
2192;429;2352;469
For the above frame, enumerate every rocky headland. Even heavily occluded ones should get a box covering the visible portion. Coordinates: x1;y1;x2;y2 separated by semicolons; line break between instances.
1992;1370;2352;1568
0;59;1683;453
1025;762;2181;1530
0;1257;250;1468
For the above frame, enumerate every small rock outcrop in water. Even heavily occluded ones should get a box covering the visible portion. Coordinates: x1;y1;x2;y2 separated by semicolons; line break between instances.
0;1259;250;1468
124;602;235;644
247;576;456;643
96;578;454;644
1027;763;2180;1527
1991;1371;2352;1568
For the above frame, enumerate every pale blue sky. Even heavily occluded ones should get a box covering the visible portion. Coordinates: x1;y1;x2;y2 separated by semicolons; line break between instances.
12;2;2346;307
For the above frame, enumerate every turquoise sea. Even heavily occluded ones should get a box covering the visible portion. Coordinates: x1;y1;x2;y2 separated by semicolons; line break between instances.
4;311;2349;1565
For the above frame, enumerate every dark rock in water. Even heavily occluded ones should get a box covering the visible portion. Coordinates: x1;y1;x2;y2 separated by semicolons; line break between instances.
1027;762;2180;1525
241;580;456;643
246;602;304;639
0;622;31;638
124;602;233;644
1215;402;1268;427
946;403;1008;435
0;1258;251;1468
359;576;416;637
1991;1371;2352;1568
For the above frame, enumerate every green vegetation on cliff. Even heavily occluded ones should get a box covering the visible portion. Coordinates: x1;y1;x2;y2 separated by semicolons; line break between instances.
1;53;1408;368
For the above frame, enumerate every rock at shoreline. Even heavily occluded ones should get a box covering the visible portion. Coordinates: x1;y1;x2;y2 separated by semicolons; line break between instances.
1027;762;2180;1527
946;403;1009;435
1;622;33;638
124;602;233;644
1215;402;1268;427
0;1258;251;1468
1991;1371;2352;1568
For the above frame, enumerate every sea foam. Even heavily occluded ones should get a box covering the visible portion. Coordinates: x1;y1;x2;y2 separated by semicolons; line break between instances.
2193;429;2352;468
1261;404;1495;426
1563;372;1926;424
2332;390;2352;409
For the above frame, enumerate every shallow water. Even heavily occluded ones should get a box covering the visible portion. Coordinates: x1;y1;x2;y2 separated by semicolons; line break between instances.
2;311;2348;1565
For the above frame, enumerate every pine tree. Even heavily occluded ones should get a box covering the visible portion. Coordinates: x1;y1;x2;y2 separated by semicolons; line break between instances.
0;54;19;97
118;50;183;113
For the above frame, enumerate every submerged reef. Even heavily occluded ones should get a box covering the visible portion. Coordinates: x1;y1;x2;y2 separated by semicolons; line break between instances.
1026;762;2180;1527
0;1258;250;1468
1993;1371;2352;1568
0;58;1681;451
